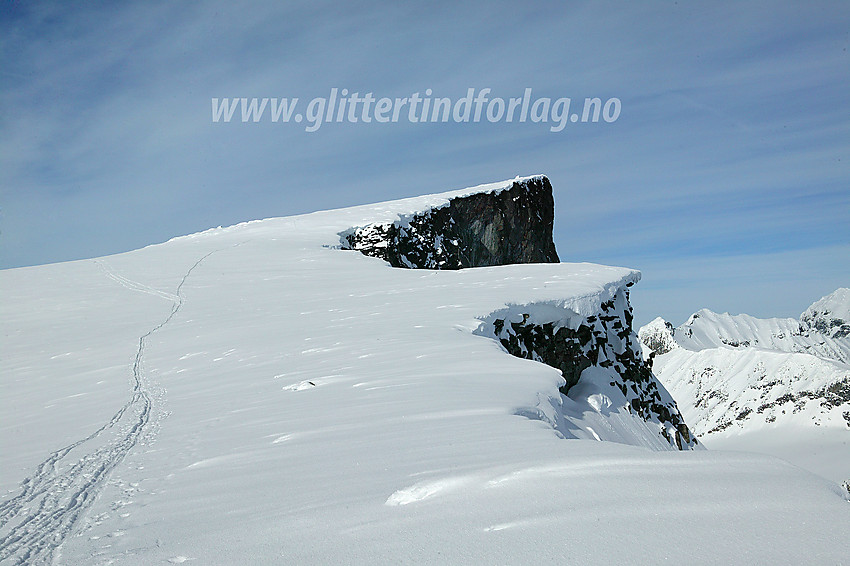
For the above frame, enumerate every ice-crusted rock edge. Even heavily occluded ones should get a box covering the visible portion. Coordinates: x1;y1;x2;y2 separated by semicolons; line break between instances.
476;287;696;450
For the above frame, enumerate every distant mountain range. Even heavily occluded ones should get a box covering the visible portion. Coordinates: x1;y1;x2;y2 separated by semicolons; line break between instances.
639;288;850;442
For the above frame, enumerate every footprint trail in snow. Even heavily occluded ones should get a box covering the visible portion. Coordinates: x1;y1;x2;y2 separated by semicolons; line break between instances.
0;253;214;565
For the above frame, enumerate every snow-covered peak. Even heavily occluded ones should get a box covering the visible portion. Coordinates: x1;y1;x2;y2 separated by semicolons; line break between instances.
638;317;679;355
675;309;805;350
801;287;850;340
669;303;850;364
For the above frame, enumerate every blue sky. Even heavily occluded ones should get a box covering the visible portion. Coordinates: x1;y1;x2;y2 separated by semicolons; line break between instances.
1;1;848;326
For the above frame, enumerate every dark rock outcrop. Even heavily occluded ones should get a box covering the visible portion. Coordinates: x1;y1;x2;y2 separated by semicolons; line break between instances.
341;176;559;269
486;289;696;450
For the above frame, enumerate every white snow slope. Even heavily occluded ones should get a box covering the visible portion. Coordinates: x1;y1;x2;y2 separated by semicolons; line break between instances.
2;178;849;565
641;292;850;486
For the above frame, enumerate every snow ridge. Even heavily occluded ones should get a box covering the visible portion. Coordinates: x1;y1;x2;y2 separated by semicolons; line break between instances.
672;307;850;364
338;176;694;448
3;178;849;563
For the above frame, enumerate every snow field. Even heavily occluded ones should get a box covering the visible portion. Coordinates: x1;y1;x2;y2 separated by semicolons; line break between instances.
3;184;849;564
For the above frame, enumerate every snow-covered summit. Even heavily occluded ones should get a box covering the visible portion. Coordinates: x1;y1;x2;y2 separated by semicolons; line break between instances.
801;287;850;340
166;175;547;249
2;179;848;564
638;316;679;356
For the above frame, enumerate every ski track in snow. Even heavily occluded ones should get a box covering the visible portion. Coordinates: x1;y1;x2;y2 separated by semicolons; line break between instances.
94;261;181;303
0;253;215;566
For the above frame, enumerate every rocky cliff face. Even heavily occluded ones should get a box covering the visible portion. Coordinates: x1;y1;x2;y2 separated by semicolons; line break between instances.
340;176;559;269
481;289;696;450
339;175;696;450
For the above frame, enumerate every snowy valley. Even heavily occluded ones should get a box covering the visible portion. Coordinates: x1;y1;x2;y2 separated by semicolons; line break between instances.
1;177;848;565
